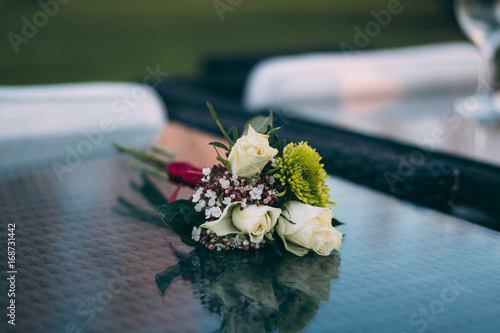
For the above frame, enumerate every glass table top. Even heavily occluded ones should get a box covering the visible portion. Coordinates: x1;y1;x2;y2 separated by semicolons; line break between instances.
1;151;499;333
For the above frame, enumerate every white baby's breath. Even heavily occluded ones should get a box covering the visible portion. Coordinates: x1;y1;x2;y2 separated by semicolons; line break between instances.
191;226;201;241
219;178;230;189
194;200;206;212
214;243;225;251
211;207;222;218
192;188;204;203
231;174;240;186
250;187;263;200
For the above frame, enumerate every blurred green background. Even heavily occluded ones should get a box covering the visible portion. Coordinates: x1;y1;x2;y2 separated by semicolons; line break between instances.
0;0;465;85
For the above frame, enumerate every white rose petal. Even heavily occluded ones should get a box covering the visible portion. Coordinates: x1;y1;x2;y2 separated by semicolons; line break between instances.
201;202;242;235
232;205;281;243
276;201;342;256
227;125;278;179
200;203;281;243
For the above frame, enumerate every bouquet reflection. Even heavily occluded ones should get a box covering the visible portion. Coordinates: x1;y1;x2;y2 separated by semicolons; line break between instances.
156;247;340;333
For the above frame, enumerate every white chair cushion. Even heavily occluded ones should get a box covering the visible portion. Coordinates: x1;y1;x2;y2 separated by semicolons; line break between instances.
243;43;480;114
0;82;166;173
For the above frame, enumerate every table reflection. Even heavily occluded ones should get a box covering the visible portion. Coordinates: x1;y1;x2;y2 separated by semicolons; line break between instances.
156;247;341;333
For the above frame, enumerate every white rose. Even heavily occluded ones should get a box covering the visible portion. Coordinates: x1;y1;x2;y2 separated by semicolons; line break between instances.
227;125;278;178
232;205;281;243
276;201;342;257
200;202;281;243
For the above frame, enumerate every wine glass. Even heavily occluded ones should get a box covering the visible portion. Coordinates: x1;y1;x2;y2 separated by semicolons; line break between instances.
454;0;500;123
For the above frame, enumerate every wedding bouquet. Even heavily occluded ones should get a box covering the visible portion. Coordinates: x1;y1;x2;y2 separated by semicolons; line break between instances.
115;103;343;257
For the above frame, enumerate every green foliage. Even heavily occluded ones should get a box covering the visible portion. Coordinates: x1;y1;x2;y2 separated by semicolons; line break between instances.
331;217;343;227
268;131;286;158
207;102;234;150
151;145;177;161
265;231;282;256
156;200;204;247
113;142;170;168
243;110;274;135
113;142;175;180
208;142;230;152
228;125;239;143
127;159;169;181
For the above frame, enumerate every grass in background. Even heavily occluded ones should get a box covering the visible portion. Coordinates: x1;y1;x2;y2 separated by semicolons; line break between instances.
0;0;465;85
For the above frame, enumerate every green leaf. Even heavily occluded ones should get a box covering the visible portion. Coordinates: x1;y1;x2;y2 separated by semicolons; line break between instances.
229;125;239;143
280;213;296;225
128;159;169;181
265;232;282;256
277;140;286;157
206;102;234;149
264;125;285;159
208;141;229;152
211;146;231;170
331;217;344;227
266;127;281;136
156;200;204;247
151;145;177;161
268;131;283;150
243;110;274;135
113;142;170;169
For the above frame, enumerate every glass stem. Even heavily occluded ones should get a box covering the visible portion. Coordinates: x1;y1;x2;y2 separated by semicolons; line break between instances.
477;42;495;103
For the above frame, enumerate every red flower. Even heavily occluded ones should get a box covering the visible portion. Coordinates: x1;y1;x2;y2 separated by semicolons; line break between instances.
167;162;203;188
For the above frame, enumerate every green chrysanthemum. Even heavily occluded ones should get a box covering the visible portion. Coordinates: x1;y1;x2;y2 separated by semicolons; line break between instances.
273;142;333;207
